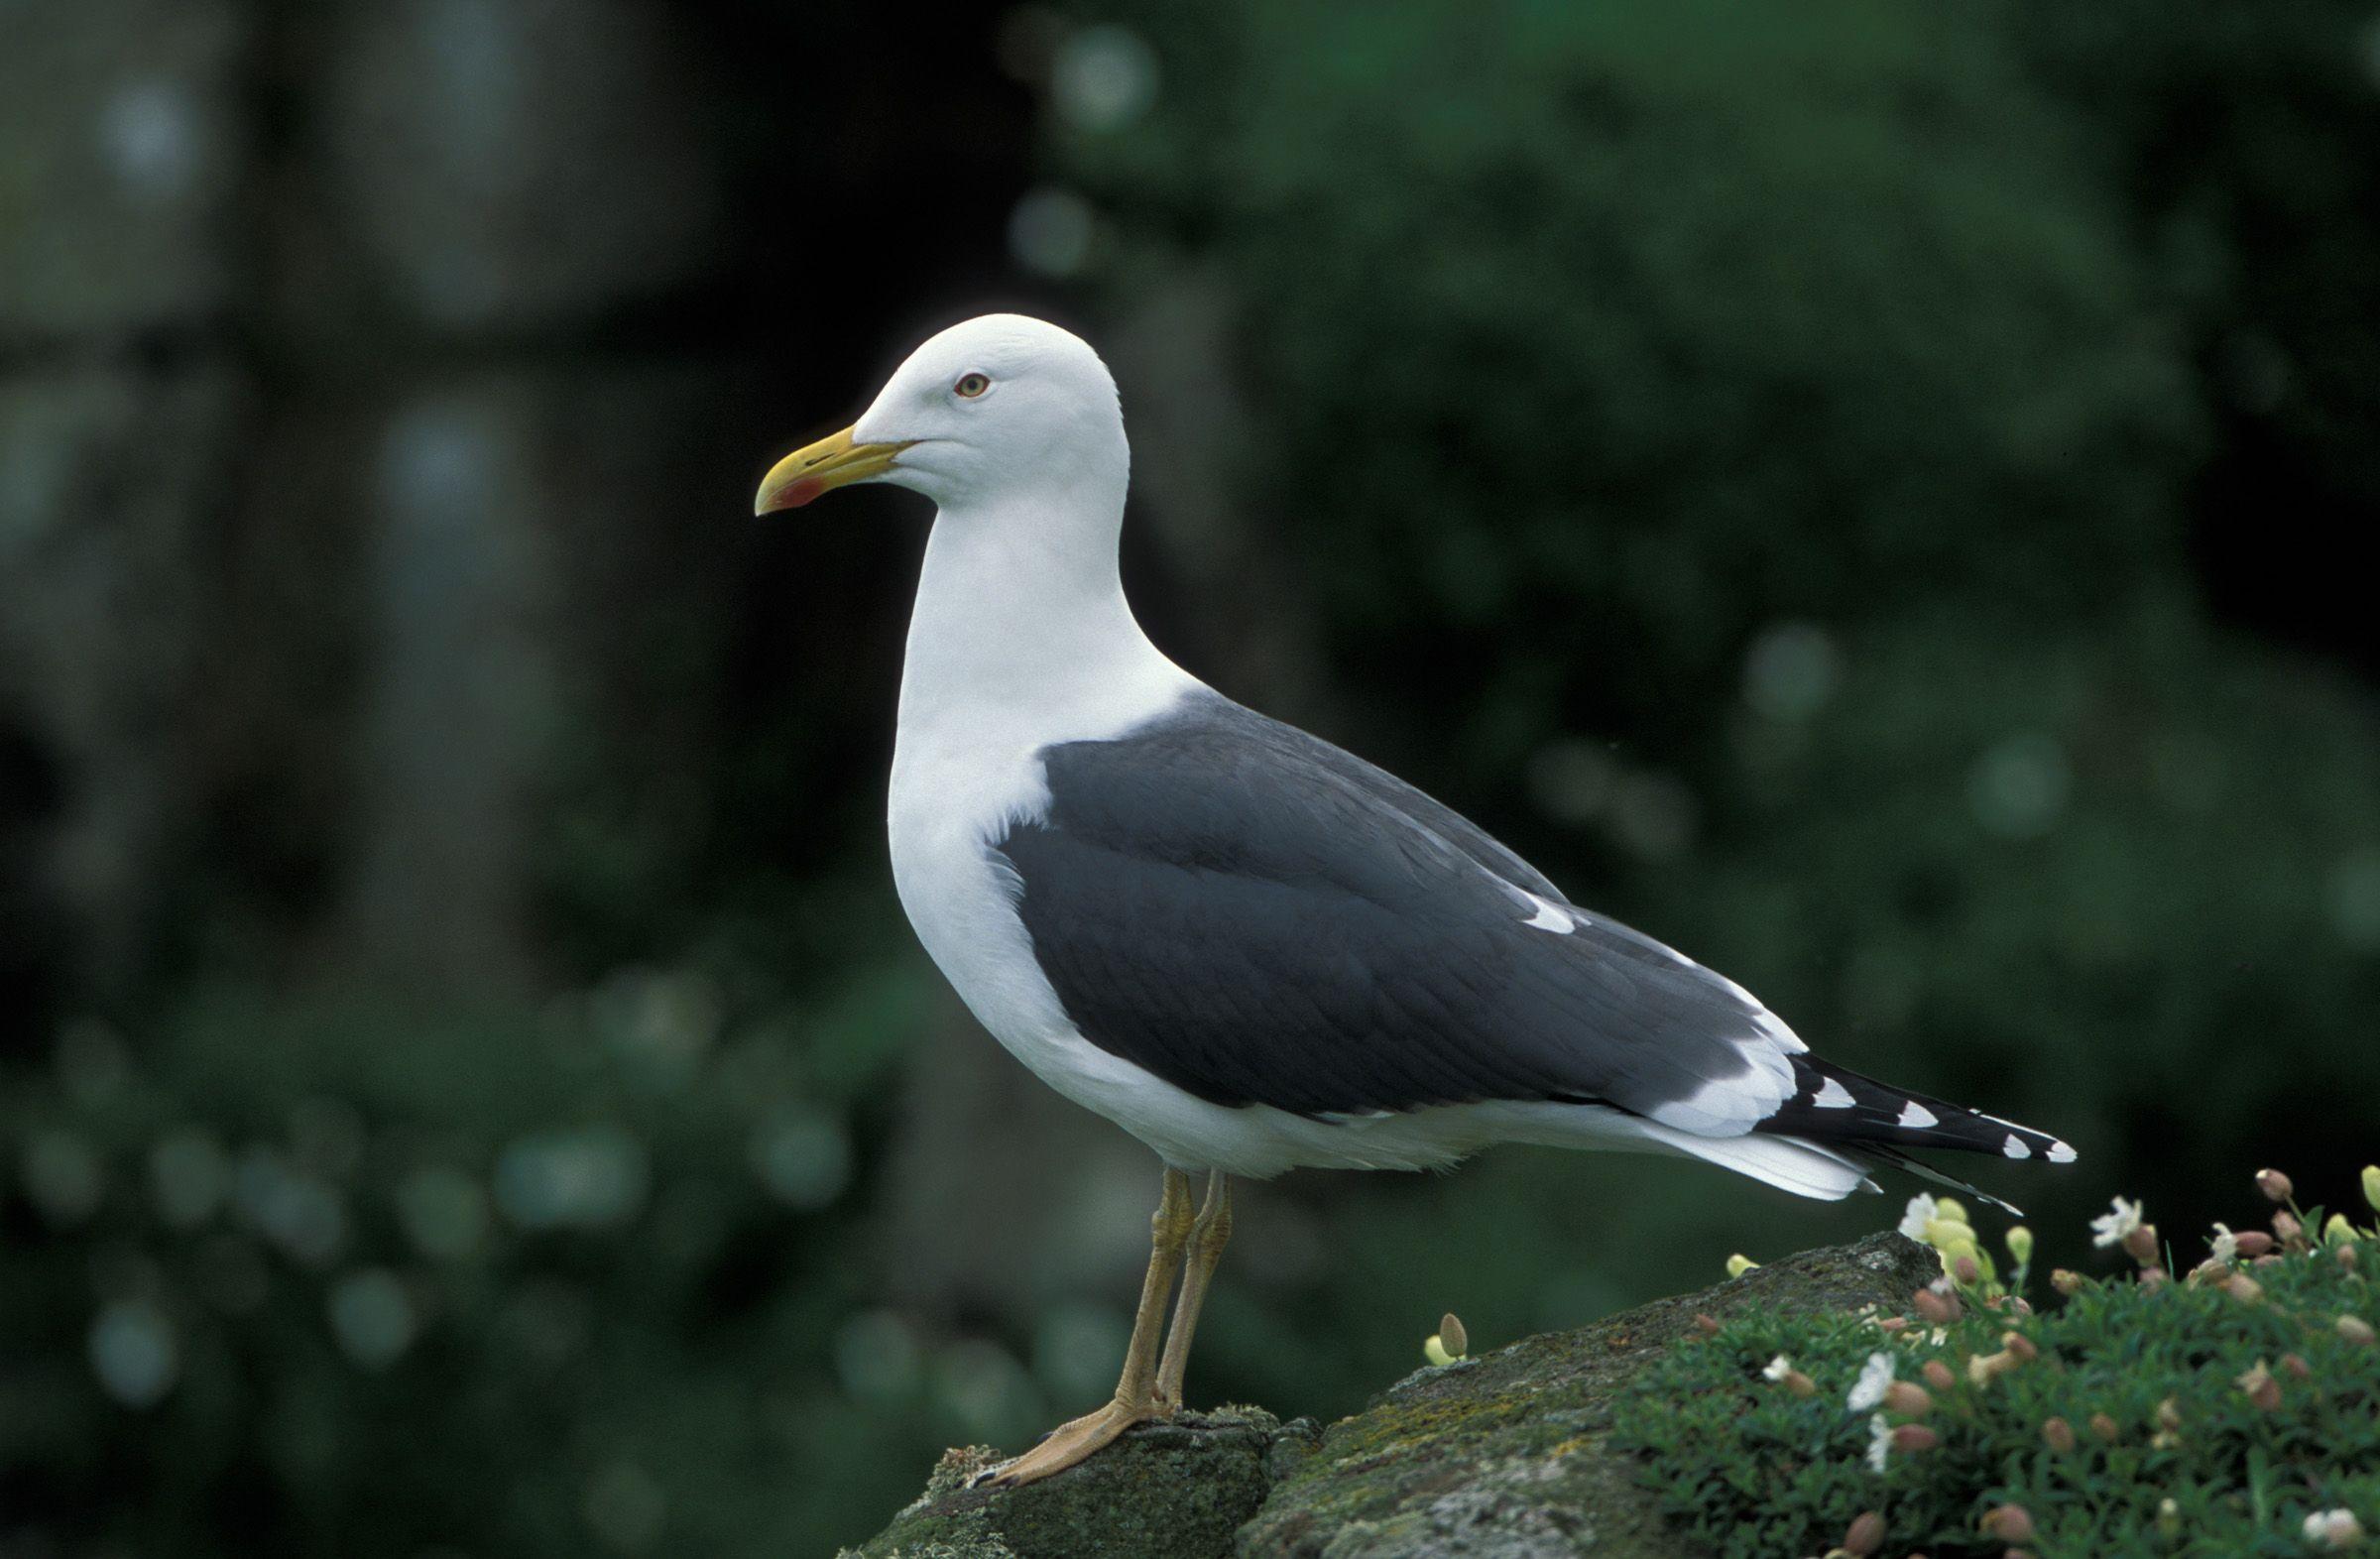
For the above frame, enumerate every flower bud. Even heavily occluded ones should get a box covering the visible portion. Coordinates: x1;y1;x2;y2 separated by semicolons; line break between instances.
1843;1510;1885;1556
2324;1213;2355;1247
1877;1315;1909;1333
1883;1380;1933;1417
1967;1350;2015;1386
2363;1164;2380;1216
2236;1361;2280;1411
2138;1265;2168;1290
2050;1268;2083;1296
1914;1288;1955;1325
2273;1210;2304;1246
2224;1273;2264;1305
1923;1217;1971;1250
1980;1505;2036;1543
2158;1499;2181;1538
2157;1396;2184;1432
1424;1334;1458;1368
2281;1353;2312;1379
1438;1313;1468;1358
2341;1244;2361;1272
1726;1254;1758;1279
2040;1415;2076;1453
2002;1330;2038;1363
2123;1224;2160;1265
2306;1509;2367;1549
1785;1370;1817;1398
1890;1423;1939;1453
1923;1359;1956;1392
2256;1167;2293;1203
1693;1313;1722;1336
2089;1411;2120;1443
2337;1314;2375;1347
2232;1230;2274;1259
2005;1225;2034;1265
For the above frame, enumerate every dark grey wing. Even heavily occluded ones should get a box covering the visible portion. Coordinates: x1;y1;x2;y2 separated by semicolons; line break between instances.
992;691;1802;1136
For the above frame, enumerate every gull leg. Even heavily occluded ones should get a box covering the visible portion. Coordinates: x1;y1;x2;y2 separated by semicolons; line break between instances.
1154;1170;1232;1414
976;1167;1195;1489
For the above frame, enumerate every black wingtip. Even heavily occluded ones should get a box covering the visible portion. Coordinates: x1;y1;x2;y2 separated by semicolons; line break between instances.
1860;1144;2025;1217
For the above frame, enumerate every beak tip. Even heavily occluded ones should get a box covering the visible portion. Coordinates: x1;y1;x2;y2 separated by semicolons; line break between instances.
753;477;824;517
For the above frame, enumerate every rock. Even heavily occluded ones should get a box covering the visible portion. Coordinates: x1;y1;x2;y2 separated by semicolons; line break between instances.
841;1407;1322;1559
846;1233;1939;1559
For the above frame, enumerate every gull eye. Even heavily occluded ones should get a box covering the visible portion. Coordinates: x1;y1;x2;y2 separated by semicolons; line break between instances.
954;372;991;399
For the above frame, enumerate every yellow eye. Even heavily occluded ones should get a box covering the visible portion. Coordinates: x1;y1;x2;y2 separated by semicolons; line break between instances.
954;372;991;399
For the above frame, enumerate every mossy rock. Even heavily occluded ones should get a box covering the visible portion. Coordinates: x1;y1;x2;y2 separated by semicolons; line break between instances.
841;1406;1322;1559
846;1233;1940;1557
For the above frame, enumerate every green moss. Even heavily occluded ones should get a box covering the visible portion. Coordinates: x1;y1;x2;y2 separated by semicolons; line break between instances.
1238;1233;1940;1557
842;1409;1313;1559
1610;1231;2380;1556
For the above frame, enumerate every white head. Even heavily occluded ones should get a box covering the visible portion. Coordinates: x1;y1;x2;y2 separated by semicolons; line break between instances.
754;314;1128;516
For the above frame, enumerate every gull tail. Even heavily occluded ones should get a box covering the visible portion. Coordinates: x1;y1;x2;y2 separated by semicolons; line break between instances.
1747;1055;2076;1216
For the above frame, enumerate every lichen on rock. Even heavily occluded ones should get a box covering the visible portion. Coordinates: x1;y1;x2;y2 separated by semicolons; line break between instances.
846;1234;1940;1558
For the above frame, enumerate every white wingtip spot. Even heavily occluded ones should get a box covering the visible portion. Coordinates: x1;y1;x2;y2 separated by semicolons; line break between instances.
1813;1077;1856;1109
1896;1101;1939;1130
2047;1140;2077;1164
2002;1134;2031;1159
1519;893;1576;933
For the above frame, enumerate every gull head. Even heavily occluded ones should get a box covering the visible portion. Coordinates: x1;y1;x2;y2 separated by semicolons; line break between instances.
755;313;1124;516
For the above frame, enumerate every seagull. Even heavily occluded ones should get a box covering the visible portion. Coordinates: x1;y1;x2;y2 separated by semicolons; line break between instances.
755;313;2075;1488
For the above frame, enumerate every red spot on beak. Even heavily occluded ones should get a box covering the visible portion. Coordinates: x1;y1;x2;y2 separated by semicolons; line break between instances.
779;476;825;510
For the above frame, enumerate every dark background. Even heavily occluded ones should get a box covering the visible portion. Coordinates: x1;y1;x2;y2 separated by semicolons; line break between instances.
4;2;2377;1553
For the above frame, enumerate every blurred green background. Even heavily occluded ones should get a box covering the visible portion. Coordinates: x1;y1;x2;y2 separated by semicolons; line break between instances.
4;1;2378;1553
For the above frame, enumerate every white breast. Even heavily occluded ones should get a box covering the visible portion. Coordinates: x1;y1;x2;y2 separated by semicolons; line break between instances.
884;502;1220;1158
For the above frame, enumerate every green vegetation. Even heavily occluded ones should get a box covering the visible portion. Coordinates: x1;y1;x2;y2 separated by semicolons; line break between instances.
0;977;946;1557
1611;1177;2380;1556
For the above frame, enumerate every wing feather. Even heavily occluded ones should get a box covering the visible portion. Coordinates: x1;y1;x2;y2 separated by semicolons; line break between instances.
996;692;1796;1136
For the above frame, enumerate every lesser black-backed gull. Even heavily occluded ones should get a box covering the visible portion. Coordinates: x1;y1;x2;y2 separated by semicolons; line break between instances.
755;313;2075;1487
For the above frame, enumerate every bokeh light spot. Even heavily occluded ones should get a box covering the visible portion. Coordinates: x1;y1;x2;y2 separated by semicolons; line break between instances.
1742;621;1842;722
88;1300;178;1409
1051;24;1158;131
1967;733;2072;839
328;1268;418;1370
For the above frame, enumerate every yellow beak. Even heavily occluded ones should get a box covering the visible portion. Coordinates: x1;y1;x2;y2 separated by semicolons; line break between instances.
753;425;908;515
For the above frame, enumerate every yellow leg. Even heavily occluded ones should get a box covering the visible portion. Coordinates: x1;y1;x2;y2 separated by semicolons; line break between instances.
977;1167;1196;1489
1155;1171;1232;1413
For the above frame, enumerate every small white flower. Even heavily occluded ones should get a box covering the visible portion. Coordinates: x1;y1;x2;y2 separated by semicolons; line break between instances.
1897;1194;1939;1242
1846;1351;1896;1412
1864;1411;1892;1473
1761;1354;1794;1382
2303;1507;2366;1548
2090;1196;2145;1250
2210;1223;2239;1264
